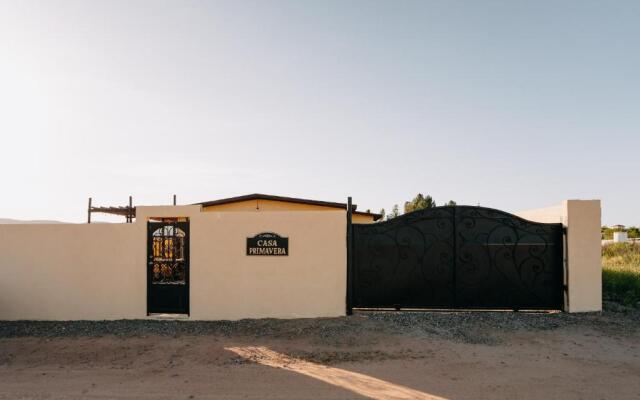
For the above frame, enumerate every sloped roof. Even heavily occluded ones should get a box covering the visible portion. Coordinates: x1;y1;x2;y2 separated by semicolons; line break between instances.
194;193;382;220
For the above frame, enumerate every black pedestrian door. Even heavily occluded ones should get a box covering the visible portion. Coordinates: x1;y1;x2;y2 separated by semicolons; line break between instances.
350;206;564;311
147;221;189;314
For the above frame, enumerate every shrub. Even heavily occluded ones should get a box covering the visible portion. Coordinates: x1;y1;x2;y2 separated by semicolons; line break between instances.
602;243;640;306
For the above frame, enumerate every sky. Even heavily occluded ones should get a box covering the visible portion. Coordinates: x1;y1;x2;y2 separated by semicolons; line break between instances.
0;0;638;225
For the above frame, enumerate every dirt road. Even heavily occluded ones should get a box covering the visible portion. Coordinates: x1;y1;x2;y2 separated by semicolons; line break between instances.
1;309;639;399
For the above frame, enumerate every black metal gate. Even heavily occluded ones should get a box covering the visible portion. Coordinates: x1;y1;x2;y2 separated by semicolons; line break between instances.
349;206;564;311
147;221;189;314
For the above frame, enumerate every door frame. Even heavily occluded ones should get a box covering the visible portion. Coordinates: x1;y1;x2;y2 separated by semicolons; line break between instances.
146;220;190;315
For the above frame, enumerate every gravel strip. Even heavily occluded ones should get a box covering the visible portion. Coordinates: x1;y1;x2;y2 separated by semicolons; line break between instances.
1;302;638;345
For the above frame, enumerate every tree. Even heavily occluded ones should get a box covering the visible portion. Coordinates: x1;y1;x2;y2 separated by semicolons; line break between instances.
379;208;386;220
404;193;436;214
389;204;400;219
444;200;457;206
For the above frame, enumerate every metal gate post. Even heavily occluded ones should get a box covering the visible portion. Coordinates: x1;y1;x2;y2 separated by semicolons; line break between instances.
562;226;569;311
346;197;354;315
452;206;457;309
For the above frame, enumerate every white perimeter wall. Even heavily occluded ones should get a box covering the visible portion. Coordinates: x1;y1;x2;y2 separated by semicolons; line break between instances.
516;200;602;312
0;207;346;320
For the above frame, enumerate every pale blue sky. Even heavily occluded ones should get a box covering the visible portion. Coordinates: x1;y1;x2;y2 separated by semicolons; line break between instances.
0;0;637;224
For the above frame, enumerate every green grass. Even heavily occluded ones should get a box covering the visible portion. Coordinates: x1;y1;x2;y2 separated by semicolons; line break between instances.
602;243;640;307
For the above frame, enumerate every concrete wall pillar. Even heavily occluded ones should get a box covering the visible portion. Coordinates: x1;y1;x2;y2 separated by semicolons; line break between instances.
564;200;602;312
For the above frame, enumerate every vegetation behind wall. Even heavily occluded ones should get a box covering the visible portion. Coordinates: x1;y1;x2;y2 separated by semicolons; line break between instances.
602;243;640;307
380;193;457;221
602;226;640;240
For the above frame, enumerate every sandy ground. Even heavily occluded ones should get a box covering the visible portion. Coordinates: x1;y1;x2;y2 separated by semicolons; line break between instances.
1;311;639;400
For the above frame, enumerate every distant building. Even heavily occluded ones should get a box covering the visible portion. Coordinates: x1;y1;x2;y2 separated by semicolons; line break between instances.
613;231;628;243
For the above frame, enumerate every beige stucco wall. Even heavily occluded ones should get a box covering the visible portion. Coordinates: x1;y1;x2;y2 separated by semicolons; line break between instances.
136;205;203;220
1;200;599;319
516;200;602;312
190;211;346;319
0;206;346;320
202;200;376;223
0;223;145;320
351;213;374;224
515;203;565;224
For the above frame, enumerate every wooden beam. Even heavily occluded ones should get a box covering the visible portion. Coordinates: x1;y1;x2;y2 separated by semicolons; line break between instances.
87;197;92;224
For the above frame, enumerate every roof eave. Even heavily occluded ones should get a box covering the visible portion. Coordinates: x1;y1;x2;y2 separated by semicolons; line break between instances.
195;193;351;210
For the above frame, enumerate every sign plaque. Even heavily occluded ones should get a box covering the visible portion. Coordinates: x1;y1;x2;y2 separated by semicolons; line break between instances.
246;232;289;256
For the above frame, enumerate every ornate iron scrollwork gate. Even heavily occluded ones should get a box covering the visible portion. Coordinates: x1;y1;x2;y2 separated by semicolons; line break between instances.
350;206;564;311
147;221;190;314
